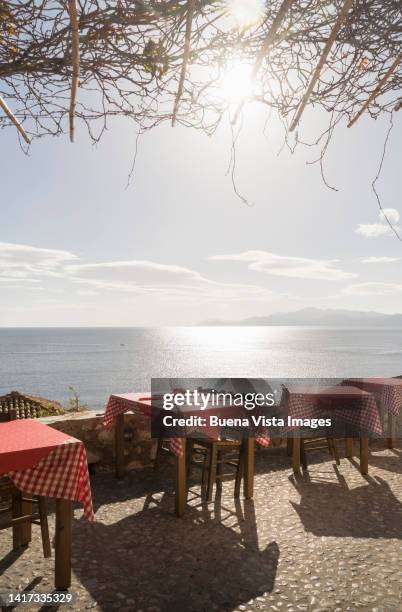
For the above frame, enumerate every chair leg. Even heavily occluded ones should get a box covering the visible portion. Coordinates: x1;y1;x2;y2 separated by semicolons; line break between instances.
153;438;163;472
37;497;51;558
216;451;223;493
331;439;340;465
206;443;218;503
200;446;209;494
286;437;293;456
11;489;22;550
300;439;307;470
186;440;194;479
234;446;244;498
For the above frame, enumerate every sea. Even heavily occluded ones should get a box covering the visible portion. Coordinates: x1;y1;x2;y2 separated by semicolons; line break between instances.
0;326;401;411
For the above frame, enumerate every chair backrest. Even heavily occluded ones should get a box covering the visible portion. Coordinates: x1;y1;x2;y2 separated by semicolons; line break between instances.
0;392;43;421
280;384;290;406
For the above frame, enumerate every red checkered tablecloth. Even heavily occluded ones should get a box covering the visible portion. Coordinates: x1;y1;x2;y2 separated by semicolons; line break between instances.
281;385;382;435
103;393;185;456
343;378;402;417
1;420;94;521
103;393;270;456
103;393;151;426
9;441;93;520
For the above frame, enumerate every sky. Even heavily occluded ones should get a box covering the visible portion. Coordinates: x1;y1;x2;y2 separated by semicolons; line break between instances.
1;97;401;326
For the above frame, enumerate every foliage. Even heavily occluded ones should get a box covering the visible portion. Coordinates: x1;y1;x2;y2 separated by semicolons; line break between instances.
26;394;67;416
65;386;88;412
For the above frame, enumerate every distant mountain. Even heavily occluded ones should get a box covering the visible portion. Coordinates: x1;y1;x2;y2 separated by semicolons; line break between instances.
200;307;402;327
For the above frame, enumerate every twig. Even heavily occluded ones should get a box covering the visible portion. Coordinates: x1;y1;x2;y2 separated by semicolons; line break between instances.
172;0;195;127
371;113;401;242
68;0;80;142
348;54;402;128
290;0;353;132
125;130;142;190
0;95;30;144
253;0;295;79
232;0;294;125
227;117;254;207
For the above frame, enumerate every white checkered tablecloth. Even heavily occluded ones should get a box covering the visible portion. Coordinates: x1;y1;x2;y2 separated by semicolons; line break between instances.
8;440;94;520
103;394;270;456
282;390;383;435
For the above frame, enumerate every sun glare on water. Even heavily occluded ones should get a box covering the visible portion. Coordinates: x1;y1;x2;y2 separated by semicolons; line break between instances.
227;0;266;28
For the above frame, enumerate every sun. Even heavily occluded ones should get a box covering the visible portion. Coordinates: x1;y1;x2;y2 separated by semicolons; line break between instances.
218;61;255;105
227;0;266;29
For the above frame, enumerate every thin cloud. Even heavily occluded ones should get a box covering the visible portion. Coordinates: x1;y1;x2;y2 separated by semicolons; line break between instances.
356;208;401;238
66;260;202;286
0;278;40;285
360;256;400;264
341;282;402;296
76;290;98;296
209;250;357;281
0;242;78;266
0;242;78;283
66;259;281;302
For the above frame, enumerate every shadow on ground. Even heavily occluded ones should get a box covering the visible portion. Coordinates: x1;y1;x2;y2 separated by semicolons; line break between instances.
1;441;401;611
72;493;279;612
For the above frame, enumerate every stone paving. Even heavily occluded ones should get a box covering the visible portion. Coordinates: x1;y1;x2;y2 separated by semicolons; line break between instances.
1;441;401;612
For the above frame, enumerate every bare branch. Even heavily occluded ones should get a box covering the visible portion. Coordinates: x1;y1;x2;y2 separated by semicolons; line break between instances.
0;95;30;144
0;0;400;149
348;53;401;128
289;0;354;132
68;0;80;142
172;0;195;126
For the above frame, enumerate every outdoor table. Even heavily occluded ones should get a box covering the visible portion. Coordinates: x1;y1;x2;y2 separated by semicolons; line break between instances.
103;392;270;516
343;377;402;448
0;419;93;590
281;385;382;476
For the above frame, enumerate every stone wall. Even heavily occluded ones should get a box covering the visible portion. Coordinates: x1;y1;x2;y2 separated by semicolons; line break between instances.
40;411;158;471
39;411;285;472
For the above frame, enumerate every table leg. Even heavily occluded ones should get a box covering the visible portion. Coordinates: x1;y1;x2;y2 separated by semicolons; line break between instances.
175;438;186;517
11;490;32;548
292;428;301;474
387;413;395;449
360;436;369;475
244;437;255;499
115;413;125;479
55;499;72;591
345;438;353;458
20;495;32;545
11;489;22;550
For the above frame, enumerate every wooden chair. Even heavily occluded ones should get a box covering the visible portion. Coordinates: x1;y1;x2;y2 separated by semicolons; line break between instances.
281;386;340;469
300;436;340;469
0;478;51;558
153;438;173;472
187;435;245;502
154;435;245;502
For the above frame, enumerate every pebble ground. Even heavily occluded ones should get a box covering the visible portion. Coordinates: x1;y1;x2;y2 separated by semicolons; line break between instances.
1;441;401;612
